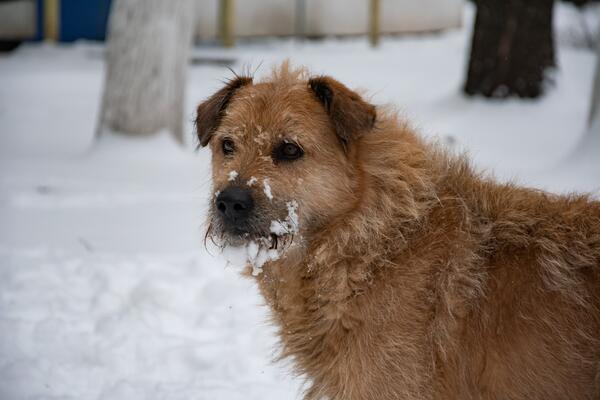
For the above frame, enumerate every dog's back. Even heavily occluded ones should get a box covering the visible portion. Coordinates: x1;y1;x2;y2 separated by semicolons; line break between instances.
328;146;600;400
428;173;600;399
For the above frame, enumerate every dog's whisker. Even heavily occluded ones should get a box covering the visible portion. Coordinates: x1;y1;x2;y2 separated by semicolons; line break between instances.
269;233;279;250
203;223;213;250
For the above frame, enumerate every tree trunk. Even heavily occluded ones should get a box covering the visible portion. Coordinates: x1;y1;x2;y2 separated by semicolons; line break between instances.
464;0;555;98
99;0;195;143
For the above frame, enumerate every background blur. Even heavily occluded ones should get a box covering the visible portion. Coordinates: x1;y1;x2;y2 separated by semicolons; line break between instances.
0;1;599;399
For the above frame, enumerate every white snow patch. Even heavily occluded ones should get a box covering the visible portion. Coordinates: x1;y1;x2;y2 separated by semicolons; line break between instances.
270;201;299;236
222;240;280;276
221;242;248;269
246;241;280;276
287;201;299;230
263;179;273;201
269;220;288;236
228;170;238;181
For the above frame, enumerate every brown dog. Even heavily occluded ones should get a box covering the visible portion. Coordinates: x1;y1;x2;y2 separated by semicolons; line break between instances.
196;64;600;400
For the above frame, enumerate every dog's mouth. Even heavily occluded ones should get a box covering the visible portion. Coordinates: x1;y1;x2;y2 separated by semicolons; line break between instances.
206;224;293;251
205;227;294;276
205;200;300;275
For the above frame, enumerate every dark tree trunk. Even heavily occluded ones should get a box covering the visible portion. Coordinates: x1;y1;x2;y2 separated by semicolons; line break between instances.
464;0;555;98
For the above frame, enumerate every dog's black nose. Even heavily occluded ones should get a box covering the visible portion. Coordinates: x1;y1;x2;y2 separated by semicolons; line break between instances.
216;186;254;225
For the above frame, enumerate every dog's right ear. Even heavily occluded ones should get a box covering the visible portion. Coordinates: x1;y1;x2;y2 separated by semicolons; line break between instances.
196;76;253;147
308;76;376;148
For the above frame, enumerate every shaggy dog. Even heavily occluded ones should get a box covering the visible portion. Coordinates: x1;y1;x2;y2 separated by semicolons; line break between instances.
196;64;600;400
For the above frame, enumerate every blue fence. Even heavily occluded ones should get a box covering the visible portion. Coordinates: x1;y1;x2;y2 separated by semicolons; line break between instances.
35;0;112;42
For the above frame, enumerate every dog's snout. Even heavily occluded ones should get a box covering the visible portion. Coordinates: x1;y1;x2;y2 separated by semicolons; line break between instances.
216;186;254;224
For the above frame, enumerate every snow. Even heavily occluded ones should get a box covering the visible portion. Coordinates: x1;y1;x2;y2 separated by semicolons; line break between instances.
0;3;598;400
270;201;300;236
269;220;288;237
262;179;273;201
245;241;280;277
227;170;239;181
220;239;280;277
246;176;258;187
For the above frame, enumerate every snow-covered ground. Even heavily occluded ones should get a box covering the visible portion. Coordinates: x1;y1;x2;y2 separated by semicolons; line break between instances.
1;4;599;400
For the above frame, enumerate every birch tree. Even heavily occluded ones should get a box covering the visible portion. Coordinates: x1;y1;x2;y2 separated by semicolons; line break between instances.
99;0;196;143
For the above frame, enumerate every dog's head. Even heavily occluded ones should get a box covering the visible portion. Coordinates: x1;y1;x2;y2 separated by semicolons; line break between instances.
197;66;376;253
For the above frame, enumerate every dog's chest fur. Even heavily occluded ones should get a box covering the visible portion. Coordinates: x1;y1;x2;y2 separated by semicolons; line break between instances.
253;202;490;400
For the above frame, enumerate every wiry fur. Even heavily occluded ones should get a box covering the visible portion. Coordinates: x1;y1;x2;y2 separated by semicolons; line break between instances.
197;64;600;400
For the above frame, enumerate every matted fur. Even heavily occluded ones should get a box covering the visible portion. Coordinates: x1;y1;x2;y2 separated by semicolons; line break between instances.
197;64;600;400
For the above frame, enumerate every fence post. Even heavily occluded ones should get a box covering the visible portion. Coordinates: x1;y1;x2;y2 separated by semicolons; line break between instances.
369;0;380;47
295;0;306;39
219;0;235;47
44;0;60;41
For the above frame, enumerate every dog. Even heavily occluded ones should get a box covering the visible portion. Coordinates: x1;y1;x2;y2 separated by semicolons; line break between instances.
196;63;600;400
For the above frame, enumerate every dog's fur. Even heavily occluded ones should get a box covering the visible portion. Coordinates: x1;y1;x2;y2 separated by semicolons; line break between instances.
196;64;600;400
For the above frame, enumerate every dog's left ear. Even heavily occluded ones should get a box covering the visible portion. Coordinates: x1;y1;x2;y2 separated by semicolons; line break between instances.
308;76;376;146
196;76;253;147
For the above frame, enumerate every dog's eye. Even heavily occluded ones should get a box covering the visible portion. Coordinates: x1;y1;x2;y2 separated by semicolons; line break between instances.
274;142;303;161
222;139;235;156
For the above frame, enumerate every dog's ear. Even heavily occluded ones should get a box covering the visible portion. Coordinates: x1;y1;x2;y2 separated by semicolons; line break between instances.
308;76;376;146
196;76;253;147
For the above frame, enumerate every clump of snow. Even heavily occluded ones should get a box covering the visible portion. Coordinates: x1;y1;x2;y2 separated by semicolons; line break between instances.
270;201;299;236
220;242;249;269
222;240;280;276
245;241;280;276
228;170;238;181
287;201;299;230
246;176;257;186
263;179;273;201
269;221;287;236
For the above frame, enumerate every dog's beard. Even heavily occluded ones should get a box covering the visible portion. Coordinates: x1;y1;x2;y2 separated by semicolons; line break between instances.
205;218;294;251
205;221;291;276
204;206;299;276
203;195;302;276
205;200;299;250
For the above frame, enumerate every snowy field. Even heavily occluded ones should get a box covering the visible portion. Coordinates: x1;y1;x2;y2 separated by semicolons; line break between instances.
1;4;599;400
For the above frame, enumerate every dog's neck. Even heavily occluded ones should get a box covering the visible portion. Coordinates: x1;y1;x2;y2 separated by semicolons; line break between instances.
308;125;437;268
